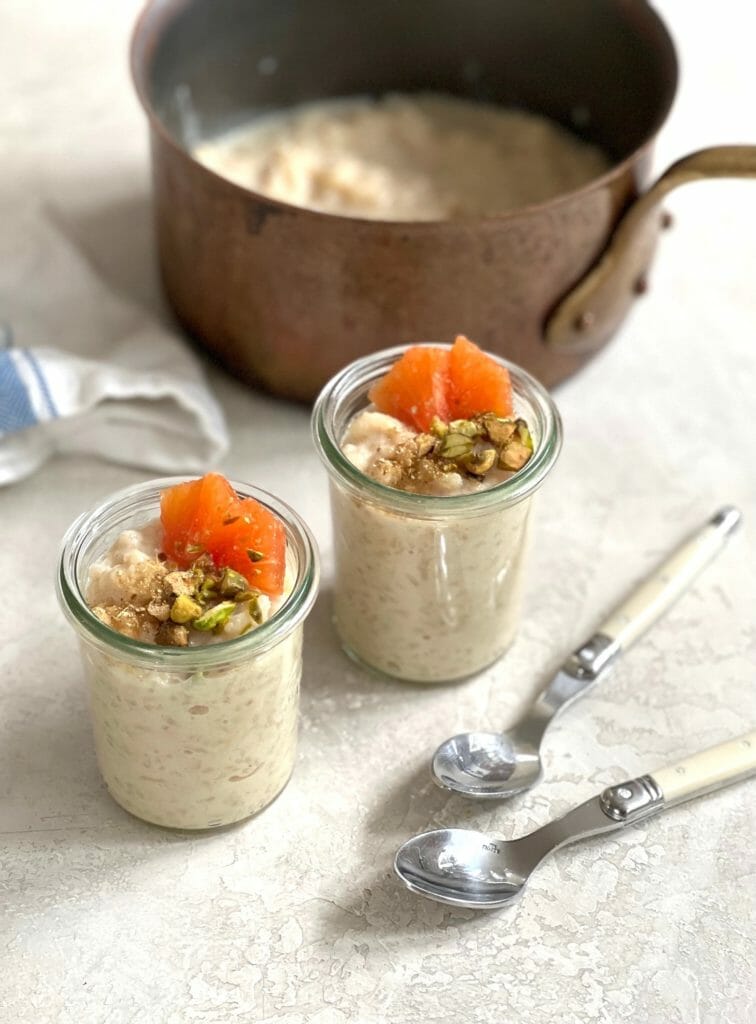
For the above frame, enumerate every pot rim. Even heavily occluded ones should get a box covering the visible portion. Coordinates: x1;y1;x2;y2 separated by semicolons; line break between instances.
130;0;679;228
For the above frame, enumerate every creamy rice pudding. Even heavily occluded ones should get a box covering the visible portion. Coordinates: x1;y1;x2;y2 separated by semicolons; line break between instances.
57;476;319;829
194;93;610;221
313;339;562;682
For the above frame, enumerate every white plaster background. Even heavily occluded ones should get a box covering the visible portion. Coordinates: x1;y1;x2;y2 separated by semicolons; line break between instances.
1;1;755;1021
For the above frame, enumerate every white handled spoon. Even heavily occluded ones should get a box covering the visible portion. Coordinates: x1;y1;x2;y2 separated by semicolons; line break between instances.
432;506;741;800
399;730;756;909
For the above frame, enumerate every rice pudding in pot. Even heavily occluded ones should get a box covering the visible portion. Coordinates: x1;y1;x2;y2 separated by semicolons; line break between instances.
194;93;610;221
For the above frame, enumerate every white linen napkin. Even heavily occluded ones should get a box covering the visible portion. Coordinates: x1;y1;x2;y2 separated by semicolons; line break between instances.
0;207;229;486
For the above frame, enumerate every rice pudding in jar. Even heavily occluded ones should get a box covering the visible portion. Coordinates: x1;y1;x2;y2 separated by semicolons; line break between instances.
312;338;561;683
57;475;319;829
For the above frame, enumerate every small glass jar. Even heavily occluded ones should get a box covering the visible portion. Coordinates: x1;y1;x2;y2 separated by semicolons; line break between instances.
57;478;319;830
312;345;562;683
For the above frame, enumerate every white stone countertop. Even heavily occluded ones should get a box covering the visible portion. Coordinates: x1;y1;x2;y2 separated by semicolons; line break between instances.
1;2;755;1022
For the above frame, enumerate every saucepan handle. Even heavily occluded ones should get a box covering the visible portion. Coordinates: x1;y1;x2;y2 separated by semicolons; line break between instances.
545;145;756;350
651;730;756;807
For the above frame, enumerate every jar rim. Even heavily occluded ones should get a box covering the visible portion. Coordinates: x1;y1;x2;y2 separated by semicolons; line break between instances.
57;477;320;667
311;343;563;515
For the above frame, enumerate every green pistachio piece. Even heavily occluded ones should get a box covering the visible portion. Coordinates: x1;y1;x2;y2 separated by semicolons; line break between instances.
429;416;449;438
448;419;484;438
247;549;265;563
460;447;497;476
219;567;250;598
516;419;534;451
197;576;217;602
499;440;532;471
481;414;517;447
170;594;203;624
248;595;264;625
193;601;237;632
438;432;475;460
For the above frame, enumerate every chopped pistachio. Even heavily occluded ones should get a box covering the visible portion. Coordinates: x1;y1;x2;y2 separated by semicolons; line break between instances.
448;418;484;438
236;588;261;603
219;567;250;598
415;433;436;458
197;576;217;602
247;549;265;563
248;595;264;624
185;543;203;556
438;432;475;460
222;514;240;526
170;594;203;623
499;440;532;471
481;414;517;447
193;601;236;631
156;621;189;647
429;416;449;438
515;419;534;451
460;447;497;476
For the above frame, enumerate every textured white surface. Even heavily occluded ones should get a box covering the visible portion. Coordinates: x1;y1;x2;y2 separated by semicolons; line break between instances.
1;2;755;1022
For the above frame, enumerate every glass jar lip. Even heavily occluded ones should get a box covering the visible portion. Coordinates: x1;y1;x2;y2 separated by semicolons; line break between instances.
57;476;320;667
311;342;563;515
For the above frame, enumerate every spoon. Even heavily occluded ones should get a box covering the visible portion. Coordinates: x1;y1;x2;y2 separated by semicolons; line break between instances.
432;506;741;800
398;730;756;909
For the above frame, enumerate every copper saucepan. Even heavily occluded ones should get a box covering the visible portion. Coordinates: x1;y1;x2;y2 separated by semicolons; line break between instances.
131;0;756;401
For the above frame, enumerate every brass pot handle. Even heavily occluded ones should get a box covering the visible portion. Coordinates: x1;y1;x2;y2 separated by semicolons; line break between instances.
545;145;756;350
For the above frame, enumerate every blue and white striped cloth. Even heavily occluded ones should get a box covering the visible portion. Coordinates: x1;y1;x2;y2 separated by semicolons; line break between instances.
0;330;228;486
0;343;58;434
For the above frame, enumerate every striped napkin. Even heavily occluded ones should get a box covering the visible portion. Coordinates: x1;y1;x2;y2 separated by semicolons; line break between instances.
0;212;228;486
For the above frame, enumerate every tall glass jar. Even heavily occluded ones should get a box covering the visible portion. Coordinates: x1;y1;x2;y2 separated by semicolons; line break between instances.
312;345;562;683
57;478;319;830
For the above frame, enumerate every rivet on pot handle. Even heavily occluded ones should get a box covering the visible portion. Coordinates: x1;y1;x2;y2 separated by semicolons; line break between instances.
545;145;756;351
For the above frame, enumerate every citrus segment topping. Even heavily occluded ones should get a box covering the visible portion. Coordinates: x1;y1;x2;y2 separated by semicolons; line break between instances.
160;474;286;596
160;473;237;564
368;346;451;431
368;336;513;430
448;335;513;420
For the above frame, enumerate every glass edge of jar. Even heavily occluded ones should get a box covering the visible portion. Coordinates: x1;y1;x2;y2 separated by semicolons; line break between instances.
55;478;321;668
311;345;564;517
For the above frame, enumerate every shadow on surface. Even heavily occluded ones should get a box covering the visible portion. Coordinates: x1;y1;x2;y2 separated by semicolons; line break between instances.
47;190;166;319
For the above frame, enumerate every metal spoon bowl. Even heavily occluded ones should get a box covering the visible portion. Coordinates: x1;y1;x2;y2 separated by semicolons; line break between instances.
400;730;756;910
395;827;528;909
431;507;741;801
431;731;541;799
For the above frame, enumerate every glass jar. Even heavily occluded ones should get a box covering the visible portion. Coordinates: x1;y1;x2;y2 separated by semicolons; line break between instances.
312;345;562;683
57;478;319;830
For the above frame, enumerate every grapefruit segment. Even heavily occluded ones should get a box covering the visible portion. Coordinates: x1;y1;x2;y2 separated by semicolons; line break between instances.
159;474;286;597
211;497;286;597
160;473;238;564
368;337;513;430
368;347;451;431
448;335;513;420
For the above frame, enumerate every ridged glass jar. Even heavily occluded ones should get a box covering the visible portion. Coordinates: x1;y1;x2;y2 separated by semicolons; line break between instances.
57;478;319;829
313;344;562;683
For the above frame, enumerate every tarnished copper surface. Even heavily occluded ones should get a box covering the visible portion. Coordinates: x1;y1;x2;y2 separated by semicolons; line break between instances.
132;0;679;400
